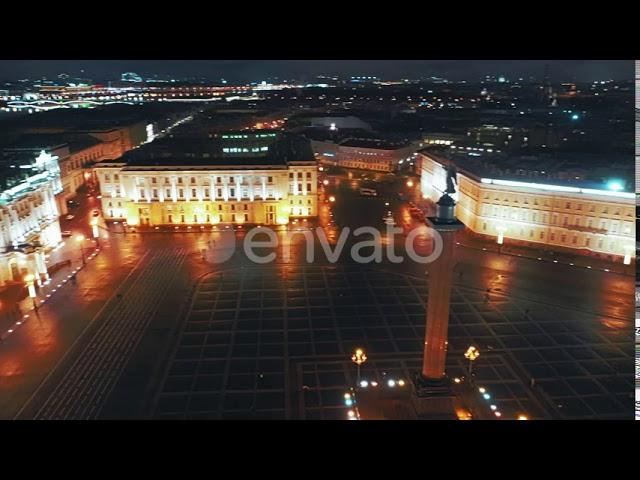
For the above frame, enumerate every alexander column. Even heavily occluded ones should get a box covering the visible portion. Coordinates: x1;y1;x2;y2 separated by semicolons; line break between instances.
412;163;465;418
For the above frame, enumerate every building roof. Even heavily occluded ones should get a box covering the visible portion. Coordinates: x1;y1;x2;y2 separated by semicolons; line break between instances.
117;132;314;170
419;146;634;193
339;138;411;150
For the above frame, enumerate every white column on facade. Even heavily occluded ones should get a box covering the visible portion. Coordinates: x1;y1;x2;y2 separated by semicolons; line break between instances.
223;176;229;202
249;175;255;201
261;177;267;199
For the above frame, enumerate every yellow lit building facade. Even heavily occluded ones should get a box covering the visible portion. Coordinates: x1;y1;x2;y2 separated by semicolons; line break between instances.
95;160;318;226
418;152;635;262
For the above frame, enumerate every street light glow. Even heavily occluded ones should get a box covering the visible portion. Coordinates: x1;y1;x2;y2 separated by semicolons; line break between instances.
606;179;623;191
464;346;480;361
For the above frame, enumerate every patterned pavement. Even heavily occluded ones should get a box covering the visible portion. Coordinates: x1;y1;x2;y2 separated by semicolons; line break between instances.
152;264;633;420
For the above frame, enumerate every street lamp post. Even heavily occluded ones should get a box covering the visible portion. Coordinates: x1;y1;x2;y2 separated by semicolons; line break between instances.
351;348;367;386
76;234;86;266
464;346;480;377
24;274;38;310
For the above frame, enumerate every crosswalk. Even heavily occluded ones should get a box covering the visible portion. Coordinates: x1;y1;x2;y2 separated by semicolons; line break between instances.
34;248;187;420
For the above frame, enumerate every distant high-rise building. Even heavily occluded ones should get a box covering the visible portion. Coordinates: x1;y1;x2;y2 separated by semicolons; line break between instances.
121;72;143;83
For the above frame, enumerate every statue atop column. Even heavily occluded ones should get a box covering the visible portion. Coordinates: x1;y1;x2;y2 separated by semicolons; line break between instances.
444;163;457;195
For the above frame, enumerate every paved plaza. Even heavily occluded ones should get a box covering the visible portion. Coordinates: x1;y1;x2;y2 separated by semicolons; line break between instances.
152;264;634;420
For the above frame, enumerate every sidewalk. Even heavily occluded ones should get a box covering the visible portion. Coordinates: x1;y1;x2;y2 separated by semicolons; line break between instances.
455;232;633;277
0;238;101;342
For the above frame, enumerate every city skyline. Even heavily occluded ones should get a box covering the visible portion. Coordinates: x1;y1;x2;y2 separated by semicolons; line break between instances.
0;60;634;84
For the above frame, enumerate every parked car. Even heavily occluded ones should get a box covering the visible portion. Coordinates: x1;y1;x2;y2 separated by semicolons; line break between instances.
66;200;80;208
92;210;100;217
61;230;72;237
64;214;75;220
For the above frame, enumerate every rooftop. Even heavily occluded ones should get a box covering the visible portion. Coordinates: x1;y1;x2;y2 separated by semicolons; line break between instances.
419;146;634;193
106;132;314;170
339;138;411;150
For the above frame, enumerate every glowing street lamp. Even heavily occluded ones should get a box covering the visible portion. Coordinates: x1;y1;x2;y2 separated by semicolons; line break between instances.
464;345;480;376
76;234;86;266
517;414;529;420
24;273;38;309
406;179;414;188
351;348;367;386
329;195;336;203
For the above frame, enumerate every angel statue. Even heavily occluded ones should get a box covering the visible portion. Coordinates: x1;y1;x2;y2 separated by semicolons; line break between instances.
445;163;458;195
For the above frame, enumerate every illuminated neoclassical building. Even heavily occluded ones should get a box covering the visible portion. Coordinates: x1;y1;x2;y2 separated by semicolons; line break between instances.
418;150;635;262
94;132;318;226
0;150;62;285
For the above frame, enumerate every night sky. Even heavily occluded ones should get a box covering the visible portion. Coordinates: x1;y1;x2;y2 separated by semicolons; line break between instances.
0;60;633;84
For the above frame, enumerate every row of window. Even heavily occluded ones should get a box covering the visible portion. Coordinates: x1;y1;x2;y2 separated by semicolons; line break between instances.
479;192;631;216
479;206;633;234
135;185;312;200
102;172;314;184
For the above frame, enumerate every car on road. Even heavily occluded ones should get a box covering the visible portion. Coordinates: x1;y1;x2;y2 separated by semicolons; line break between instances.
359;188;378;197
61;230;72;237
92;210;100;217
64;214;75;220
66;200;80;208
